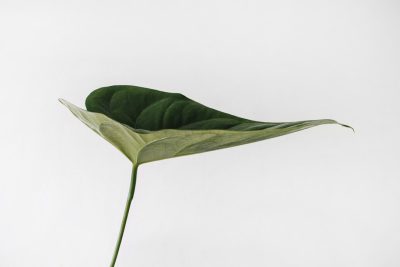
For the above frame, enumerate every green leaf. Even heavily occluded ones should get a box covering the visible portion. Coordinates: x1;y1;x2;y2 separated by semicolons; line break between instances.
60;85;352;267
60;85;352;165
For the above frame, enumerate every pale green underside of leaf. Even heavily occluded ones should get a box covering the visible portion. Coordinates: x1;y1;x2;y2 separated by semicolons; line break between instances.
60;99;350;165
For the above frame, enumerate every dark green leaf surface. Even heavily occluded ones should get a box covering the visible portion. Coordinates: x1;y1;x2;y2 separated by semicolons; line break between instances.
61;85;351;165
86;85;273;131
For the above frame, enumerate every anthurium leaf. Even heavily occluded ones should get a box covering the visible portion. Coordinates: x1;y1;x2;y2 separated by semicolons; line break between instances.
60;85;352;165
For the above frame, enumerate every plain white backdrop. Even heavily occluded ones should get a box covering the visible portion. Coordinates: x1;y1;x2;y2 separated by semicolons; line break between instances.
1;0;399;266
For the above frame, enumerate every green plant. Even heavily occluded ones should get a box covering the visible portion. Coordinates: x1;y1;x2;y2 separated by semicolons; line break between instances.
60;85;352;266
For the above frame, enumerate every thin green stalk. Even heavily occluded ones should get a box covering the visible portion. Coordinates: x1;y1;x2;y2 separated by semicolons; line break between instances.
110;164;139;267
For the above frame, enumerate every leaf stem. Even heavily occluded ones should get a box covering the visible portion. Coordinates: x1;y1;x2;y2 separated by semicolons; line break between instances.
109;164;139;267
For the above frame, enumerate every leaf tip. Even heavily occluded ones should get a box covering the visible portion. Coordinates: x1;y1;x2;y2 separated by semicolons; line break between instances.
337;122;355;133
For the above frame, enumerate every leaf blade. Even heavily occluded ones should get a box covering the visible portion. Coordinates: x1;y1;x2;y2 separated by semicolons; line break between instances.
60;85;352;165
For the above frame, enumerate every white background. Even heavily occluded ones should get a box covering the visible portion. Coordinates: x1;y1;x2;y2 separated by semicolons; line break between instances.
1;1;399;266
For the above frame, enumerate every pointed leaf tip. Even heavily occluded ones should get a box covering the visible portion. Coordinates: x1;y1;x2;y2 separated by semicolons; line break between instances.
338;122;355;133
59;98;68;106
